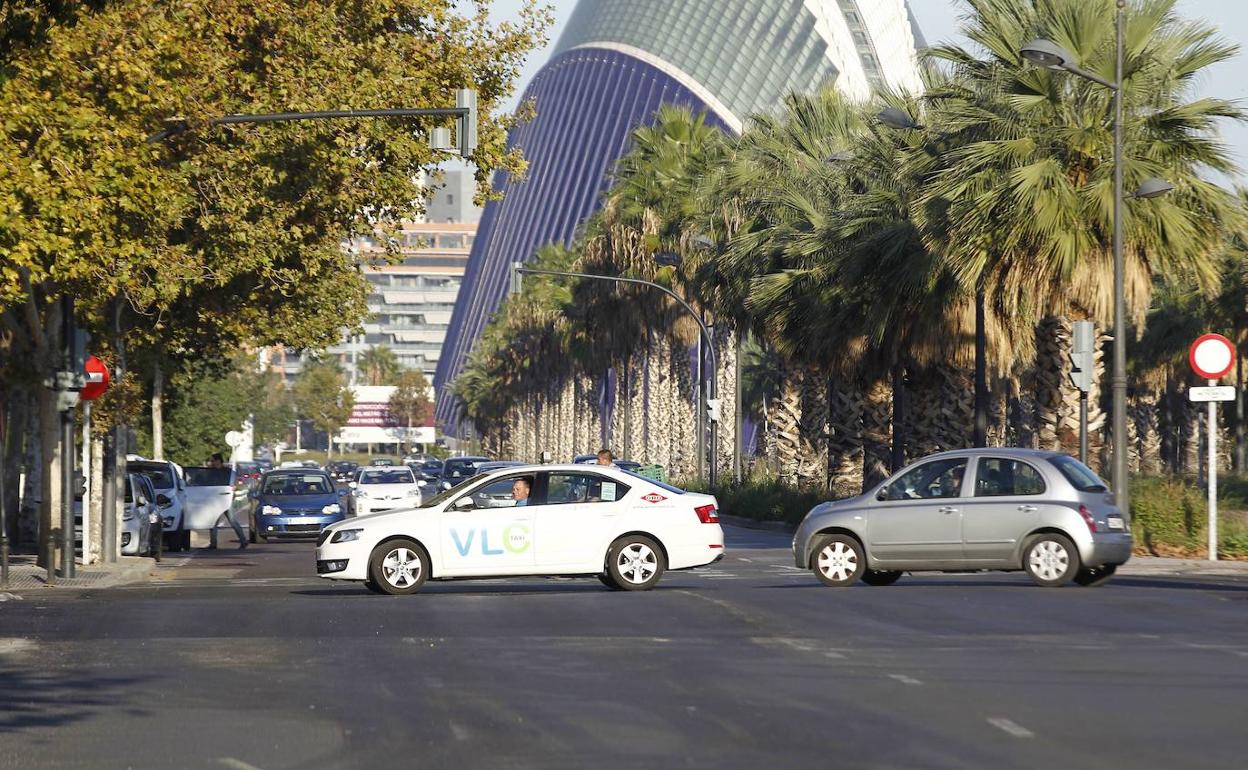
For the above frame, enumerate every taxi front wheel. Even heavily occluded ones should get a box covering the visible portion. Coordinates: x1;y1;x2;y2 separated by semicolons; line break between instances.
368;538;430;595
606;535;665;591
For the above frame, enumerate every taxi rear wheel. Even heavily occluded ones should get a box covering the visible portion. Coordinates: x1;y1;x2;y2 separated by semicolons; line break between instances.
606;535;665;591
368;538;430;595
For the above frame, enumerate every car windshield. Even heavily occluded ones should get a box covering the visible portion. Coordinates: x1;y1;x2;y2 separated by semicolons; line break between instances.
444;460;483;477
237;462;260;475
183;467;232;486
418;473;487;508
1049;455;1108;493
422;461;443;472
360;469;415;485
619;470;685;495
129;464;175;489
262;474;332;495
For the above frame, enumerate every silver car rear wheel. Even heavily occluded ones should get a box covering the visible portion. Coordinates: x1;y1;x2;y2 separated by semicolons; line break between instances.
1024;534;1080;587
810;535;865;587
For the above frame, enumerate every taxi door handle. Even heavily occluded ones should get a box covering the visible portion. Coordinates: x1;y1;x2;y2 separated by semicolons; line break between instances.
1017;505;1038;513
938;506;959;514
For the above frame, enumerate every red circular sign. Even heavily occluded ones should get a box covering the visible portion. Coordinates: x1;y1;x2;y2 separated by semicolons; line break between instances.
1189;334;1236;380
80;355;110;401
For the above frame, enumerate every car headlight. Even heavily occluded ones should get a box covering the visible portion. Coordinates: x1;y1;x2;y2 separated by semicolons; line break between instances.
417;479;428;487
353;489;366;498
322;503;342;514
262;505;282;515
331;528;363;543
406;489;421;498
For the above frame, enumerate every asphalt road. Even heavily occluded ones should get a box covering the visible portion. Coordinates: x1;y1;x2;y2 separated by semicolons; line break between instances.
2;524;1246;770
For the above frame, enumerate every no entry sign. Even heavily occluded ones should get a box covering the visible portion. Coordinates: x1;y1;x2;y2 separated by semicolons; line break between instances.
1189;334;1236;381
79;355;110;401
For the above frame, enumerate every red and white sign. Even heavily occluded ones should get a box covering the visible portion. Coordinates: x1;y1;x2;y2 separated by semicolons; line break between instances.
640;493;667;504
1189;334;1236;380
79;355;110;401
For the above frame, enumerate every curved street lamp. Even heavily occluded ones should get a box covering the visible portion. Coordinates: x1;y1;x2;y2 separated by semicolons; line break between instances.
1020;0;1171;516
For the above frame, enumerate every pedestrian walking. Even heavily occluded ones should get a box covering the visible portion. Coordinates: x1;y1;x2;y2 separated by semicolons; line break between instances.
207;453;248;550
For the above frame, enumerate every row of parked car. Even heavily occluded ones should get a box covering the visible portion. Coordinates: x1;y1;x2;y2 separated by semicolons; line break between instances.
116;457;258;556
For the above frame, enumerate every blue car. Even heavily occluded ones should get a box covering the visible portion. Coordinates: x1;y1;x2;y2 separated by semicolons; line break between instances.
249;469;349;542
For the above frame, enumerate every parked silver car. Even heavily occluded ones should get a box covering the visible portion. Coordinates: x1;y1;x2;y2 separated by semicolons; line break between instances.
792;449;1133;587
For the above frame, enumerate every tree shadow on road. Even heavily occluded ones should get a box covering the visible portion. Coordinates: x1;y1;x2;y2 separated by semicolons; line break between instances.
0;661;153;733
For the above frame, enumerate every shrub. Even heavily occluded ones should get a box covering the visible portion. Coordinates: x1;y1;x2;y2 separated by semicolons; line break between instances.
692;478;831;526
1130;476;1248;559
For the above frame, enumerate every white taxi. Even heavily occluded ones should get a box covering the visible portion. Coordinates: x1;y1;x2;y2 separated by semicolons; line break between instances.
315;464;724;594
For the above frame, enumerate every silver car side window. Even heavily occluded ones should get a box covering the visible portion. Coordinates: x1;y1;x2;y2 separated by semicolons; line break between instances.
886;459;967;500
974;458;1046;497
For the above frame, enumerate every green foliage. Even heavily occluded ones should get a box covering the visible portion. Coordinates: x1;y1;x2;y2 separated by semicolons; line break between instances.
0;0;552;393
292;358;354;441
144;355;292;465
1130;475;1248;558
389;369;432;428
357;346;404;386
689;477;828;526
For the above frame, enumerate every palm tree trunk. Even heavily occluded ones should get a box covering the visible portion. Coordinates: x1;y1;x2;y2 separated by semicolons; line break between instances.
861;380;892;491
797;363;828;490
772;361;802;487
826;380;863;498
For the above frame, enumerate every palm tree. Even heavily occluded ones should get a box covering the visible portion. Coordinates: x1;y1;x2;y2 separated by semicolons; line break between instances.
356;345;403;386
923;0;1244;460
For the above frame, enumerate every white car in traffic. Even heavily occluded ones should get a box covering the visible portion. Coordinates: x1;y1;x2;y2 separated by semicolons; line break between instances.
317;464;724;594
350;466;422;517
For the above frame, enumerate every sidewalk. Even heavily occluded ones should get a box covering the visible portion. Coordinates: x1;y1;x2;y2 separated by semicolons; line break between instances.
719;514;1248;577
0;553;156;593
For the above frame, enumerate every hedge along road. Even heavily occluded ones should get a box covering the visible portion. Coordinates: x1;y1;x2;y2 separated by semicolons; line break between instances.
1;524;1246;770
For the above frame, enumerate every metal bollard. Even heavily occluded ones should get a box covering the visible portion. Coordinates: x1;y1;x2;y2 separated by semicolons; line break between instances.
44;534;57;586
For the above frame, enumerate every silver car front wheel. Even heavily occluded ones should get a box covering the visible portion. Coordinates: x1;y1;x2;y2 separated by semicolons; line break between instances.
1024;534;1079;587
810;534;865;587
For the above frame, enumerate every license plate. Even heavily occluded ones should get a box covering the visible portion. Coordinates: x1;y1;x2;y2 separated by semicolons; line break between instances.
1107;517;1125;530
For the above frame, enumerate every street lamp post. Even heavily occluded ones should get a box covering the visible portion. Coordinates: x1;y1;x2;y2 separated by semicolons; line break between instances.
1021;1;1172;515
515;266;719;488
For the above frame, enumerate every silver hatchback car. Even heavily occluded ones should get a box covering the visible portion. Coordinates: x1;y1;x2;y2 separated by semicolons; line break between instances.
792;449;1133;587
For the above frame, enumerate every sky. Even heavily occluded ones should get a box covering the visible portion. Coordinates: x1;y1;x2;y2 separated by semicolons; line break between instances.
487;0;1248;182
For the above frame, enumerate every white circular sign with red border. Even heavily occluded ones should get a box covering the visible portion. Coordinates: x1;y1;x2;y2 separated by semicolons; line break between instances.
1189;333;1236;380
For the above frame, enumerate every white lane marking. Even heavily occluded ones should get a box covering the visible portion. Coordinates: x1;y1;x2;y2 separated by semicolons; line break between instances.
888;674;922;685
219;758;265;770
987;718;1034;738
737;557;753;562
0;592;24;602
0;638;35;656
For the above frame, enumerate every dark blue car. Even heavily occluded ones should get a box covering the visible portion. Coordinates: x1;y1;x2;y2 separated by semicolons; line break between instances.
249;469;349;542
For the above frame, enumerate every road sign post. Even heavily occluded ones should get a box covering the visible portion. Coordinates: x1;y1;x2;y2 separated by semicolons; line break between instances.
1069;321;1095;463
1188;334;1237;561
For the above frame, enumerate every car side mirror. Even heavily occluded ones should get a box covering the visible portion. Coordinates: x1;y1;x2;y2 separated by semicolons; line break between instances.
453;496;474;510
875;486;889;502
348;482;357;489
156;494;172;508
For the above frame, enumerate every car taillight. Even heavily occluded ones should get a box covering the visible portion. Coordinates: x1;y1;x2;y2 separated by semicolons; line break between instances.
695;504;719;524
1079;505;1097;533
